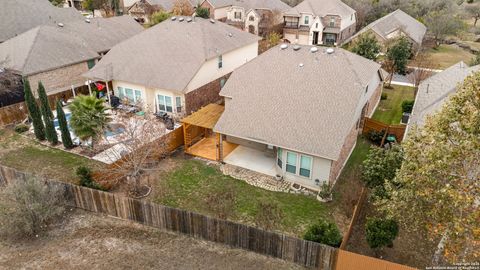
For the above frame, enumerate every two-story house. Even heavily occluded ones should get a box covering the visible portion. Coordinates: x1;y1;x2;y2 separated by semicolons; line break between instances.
199;0;290;36
84;18;260;117
283;0;356;46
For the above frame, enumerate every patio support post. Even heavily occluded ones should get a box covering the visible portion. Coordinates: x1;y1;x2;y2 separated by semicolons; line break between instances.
105;80;111;102
183;123;189;152
216;133;223;162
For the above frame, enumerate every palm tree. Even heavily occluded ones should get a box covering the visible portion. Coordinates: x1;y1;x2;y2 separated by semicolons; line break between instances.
69;95;110;150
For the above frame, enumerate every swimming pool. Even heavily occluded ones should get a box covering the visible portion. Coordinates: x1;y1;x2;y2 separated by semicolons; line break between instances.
53;113;125;138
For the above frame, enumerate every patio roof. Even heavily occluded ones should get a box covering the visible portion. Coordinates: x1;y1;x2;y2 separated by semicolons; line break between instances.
181;104;224;129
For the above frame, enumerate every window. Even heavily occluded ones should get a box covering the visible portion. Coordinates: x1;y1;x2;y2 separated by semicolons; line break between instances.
304;16;309;25
234;11;241;19
220;78;226;88
218;55;223;69
300;155;312;178
365;85;369;93
157;94;173;112
315;22;318;28
249;16;255;21
277;148;283;168
135;89;142;102
329;18;335;27
125;88;134;103
176;96;182;113
117;87;125;99
286;152;297;174
87;59;96;69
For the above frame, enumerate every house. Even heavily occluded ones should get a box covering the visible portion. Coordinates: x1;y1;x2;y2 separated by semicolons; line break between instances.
212;45;384;190
199;0;290;36
405;62;480;137
83;17;260;117
0;0;84;43
127;0;197;24
0;16;143;99
344;9;426;50
282;0;356;46
65;0;84;9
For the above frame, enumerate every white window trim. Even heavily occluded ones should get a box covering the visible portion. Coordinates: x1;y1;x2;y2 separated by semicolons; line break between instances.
118;87;143;104
157;94;174;113
218;55;223;69
284;151;313;179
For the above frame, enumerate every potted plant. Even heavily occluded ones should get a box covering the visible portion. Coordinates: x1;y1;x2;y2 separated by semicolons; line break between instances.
317;182;333;202
275;174;283;181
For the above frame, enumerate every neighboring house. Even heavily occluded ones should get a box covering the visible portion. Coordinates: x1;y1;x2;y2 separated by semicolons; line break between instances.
282;0;356;46
405;62;480;137
65;0;84;9
84;18;260;116
127;0;197;24
0;69;24;108
199;0;290;36
0;0;84;43
0;16;143;98
214;45;384;190
344;9;426;50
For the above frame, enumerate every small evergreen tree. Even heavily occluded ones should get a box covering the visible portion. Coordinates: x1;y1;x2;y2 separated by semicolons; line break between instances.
56;100;73;149
37;82;57;145
351;32;381;60
23;79;45;141
37;82;54;119
196;6;210;18
303;220;342;247
365;218;399;249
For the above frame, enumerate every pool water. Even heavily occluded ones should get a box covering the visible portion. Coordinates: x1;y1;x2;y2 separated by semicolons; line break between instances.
53;113;125;138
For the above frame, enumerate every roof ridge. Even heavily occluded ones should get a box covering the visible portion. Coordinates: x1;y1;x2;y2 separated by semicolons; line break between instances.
20;26;43;73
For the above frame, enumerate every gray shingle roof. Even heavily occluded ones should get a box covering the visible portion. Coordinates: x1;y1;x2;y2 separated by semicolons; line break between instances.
285;0;355;18
408;62;480;129
207;0;290;11
0;0;84;43
214;45;381;160
348;9;426;45
0;16;143;76
84;18;261;92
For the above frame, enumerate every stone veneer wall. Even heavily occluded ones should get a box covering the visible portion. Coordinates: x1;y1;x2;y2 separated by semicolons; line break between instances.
185;73;231;114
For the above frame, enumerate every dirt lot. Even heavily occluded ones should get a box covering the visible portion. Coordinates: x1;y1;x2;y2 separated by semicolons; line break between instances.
0;210;305;270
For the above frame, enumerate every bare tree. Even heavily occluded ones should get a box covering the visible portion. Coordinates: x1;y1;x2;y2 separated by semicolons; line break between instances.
100;112;168;197
408;49;438;94
465;3;480;27
172;0;194;16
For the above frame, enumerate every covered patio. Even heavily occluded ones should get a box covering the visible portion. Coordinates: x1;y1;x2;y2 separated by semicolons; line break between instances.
223;145;277;177
181;104;237;161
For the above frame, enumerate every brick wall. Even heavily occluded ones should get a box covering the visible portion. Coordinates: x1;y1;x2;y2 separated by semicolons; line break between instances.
27;61;90;97
321;15;341;29
329;125;359;184
185;73;231;114
366;83;383;117
339;22;356;44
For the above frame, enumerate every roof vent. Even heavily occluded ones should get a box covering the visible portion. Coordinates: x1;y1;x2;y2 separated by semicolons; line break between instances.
326;48;335;54
186;17;192;22
210;18;215;24
293;45;301;51
310;47;318;53
57;22;64;27
299;63;304;67
228;32;233;37
171;16;176;21
85;19;91;23
280;44;288;50
179;17;184;22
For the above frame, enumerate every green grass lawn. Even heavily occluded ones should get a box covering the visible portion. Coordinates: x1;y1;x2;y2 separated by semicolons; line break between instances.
372;85;415;125
411;44;474;70
153;159;332;237
0;129;99;184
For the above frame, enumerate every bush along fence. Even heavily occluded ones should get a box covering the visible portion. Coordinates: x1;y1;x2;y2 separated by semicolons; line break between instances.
0;165;337;270
362;117;406;146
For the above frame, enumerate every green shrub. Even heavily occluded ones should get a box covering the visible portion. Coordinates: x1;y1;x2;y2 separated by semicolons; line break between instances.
14;123;30;133
196;6;210;18
366;129;385;145
76;166;105;190
361;145;404;189
401;100;414;113
365;218;399;249
381;92;388;100
303;220;342;247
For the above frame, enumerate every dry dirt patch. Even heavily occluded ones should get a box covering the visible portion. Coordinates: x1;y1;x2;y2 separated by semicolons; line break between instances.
0;210;305;270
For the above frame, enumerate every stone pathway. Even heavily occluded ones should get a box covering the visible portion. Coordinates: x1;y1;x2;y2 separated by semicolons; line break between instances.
221;164;291;193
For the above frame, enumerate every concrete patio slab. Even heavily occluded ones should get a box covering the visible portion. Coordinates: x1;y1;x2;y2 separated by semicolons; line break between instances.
223;146;277;177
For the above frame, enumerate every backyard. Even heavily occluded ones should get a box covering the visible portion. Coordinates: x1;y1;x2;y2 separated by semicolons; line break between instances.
0;129;100;184
372;85;415;125
151;157;334;237
411;44;474;70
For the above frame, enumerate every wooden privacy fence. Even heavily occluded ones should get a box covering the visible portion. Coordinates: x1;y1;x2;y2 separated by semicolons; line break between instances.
0;102;28;127
339;187;367;250
362;117;406;146
335;250;416;270
0;165;337;270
